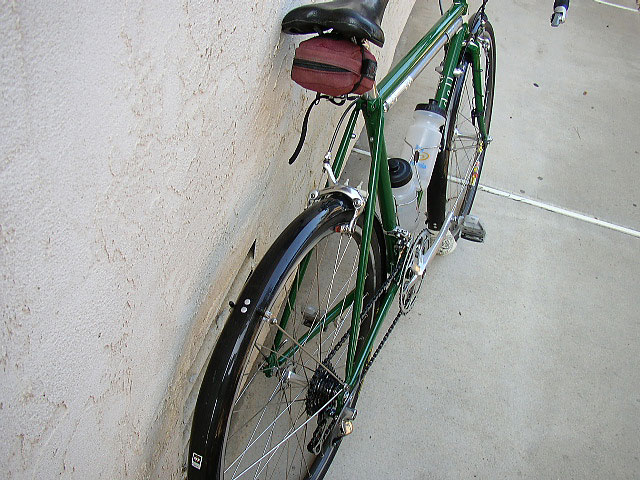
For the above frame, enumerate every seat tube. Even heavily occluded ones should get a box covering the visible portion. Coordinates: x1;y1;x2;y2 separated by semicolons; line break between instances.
345;97;393;383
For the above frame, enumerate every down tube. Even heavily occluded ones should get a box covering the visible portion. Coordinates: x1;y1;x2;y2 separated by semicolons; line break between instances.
345;98;395;383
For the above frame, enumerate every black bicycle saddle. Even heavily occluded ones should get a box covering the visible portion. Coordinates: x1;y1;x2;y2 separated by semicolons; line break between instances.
282;0;389;47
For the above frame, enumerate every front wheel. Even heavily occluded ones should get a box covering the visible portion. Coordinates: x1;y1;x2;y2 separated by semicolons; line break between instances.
441;17;496;237
188;196;386;480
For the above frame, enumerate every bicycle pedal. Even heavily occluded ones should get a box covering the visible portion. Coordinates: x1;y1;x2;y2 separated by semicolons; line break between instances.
460;215;486;243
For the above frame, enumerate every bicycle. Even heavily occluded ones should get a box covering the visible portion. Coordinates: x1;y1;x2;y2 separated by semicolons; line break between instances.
187;0;568;478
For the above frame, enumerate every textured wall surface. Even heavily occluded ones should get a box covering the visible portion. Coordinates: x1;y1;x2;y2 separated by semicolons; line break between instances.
0;1;415;478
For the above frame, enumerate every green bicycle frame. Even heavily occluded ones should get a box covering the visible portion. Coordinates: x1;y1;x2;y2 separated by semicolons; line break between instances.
345;0;473;385
269;0;491;391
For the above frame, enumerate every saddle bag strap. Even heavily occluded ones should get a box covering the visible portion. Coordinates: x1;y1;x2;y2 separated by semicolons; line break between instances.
350;44;370;94
288;94;321;165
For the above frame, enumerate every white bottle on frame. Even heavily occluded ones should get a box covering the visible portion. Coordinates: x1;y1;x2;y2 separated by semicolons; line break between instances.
388;157;420;233
400;100;446;199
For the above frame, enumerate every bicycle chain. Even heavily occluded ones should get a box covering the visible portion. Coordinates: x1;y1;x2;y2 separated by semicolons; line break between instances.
307;255;407;454
308;412;334;454
322;257;405;365
360;309;403;380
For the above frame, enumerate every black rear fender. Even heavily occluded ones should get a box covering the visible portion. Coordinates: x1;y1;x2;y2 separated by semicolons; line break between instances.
188;195;355;478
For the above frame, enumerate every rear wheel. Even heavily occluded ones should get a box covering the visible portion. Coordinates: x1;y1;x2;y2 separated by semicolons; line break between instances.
188;196;385;480
443;18;496;237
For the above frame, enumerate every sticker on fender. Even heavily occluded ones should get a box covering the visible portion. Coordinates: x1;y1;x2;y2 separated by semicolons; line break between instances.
192;452;203;470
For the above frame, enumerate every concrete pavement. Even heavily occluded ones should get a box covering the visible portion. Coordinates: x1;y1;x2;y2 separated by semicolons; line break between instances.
330;0;640;478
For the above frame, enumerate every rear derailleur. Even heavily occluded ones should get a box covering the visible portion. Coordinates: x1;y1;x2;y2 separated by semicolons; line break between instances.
305;363;357;454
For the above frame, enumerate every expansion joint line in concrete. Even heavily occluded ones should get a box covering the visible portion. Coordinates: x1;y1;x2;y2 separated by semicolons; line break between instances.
351;147;640;239
593;0;640;12
477;184;640;239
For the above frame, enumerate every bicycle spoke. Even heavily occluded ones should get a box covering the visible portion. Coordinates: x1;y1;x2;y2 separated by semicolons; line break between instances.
228;374;288;478
228;388;344;480
283;387;312;478
226;384;308;476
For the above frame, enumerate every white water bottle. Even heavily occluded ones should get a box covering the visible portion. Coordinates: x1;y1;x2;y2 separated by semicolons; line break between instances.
388;158;420;233
400;100;446;195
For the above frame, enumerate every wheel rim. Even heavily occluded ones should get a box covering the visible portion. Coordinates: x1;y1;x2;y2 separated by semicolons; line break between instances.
221;226;380;479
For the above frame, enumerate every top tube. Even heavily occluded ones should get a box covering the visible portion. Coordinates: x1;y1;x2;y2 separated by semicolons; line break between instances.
376;0;467;108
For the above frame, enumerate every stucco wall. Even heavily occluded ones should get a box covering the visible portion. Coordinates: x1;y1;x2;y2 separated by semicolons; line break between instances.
0;1;416;478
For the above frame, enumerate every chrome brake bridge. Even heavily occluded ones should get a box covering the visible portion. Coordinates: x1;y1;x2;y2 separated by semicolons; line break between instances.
307;161;368;234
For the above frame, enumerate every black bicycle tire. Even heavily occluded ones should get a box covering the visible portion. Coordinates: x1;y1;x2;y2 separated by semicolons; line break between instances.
443;17;496;236
188;195;386;480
